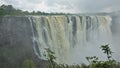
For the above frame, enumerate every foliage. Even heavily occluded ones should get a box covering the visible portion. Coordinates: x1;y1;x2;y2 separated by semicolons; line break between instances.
44;48;56;68
0;8;4;15
44;45;120;68
21;59;35;68
0;4;70;16
44;48;89;68
85;44;117;68
101;44;113;60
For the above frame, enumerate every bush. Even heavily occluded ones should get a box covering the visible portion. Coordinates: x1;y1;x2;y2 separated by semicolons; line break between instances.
21;59;35;68
44;45;120;68
86;44;118;68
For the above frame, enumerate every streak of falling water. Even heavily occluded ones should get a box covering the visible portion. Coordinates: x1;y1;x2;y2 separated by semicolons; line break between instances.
29;15;112;65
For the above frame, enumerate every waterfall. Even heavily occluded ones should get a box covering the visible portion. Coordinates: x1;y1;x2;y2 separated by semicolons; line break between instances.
29;15;112;64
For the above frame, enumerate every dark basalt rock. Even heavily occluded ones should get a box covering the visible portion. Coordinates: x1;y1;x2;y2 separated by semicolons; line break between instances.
0;16;48;68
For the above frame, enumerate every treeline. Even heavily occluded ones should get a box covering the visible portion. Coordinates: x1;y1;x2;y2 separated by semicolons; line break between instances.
0;4;70;16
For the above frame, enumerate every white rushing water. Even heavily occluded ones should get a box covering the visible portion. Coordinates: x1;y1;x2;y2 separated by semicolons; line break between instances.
29;15;113;64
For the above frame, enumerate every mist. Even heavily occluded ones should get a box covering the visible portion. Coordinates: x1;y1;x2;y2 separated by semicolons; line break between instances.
1;0;120;68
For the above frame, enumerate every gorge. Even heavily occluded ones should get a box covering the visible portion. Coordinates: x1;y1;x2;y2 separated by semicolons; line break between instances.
0;15;120;67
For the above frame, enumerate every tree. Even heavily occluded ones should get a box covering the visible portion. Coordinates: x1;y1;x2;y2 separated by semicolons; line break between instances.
101;44;113;61
0;4;70;16
0;8;4;15
0;4;15;15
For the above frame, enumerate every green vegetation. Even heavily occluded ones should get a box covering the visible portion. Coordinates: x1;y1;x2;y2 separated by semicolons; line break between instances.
44;48;57;68
45;45;120;68
85;44;117;68
0;4;70;16
21;59;35;68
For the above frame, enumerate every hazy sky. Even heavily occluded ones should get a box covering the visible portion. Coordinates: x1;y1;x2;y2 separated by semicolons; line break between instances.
0;0;120;13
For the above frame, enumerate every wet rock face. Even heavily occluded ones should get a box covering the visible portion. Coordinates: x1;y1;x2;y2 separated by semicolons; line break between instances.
0;16;37;68
0;15;114;67
0;17;32;47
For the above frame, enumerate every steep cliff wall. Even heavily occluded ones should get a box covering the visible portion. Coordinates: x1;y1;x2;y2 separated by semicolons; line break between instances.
0;16;48;68
0;15;118;67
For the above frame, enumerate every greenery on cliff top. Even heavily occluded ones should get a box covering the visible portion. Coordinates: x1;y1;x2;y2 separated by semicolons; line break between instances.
0;4;70;16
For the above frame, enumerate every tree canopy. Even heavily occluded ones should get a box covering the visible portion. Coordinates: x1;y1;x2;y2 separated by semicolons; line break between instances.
0;4;70;16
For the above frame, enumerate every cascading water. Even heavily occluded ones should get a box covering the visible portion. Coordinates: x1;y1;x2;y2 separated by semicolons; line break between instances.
29;15;112;64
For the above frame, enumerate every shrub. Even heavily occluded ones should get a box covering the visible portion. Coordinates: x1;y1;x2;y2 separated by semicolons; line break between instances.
21;59;35;68
44;44;120;68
